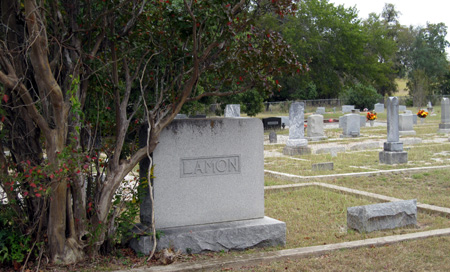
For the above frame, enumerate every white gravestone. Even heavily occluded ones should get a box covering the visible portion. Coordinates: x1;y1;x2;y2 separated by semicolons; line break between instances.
342;105;355;113
340;114;360;138
399;113;416;136
374;103;384;113
224;104;240;117
379;97;408;164
306;114;327;141
438;98;450;133
316;107;326;114
283;102;311;155
132;118;286;254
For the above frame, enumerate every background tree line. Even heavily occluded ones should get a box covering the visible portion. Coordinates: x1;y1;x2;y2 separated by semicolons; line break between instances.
220;0;449;113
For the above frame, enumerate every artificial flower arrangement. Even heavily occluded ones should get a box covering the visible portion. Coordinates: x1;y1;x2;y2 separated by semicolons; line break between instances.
366;111;377;121
417;109;428;118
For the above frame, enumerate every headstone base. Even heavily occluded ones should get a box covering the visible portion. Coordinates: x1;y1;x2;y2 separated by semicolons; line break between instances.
399;131;416;136
130;217;286;255
379;151;408;164
283;146;312;155
438;124;450;134
305;136;327;141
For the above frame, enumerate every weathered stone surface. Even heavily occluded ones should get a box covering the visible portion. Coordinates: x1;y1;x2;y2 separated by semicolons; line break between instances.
374;103;384;113
316;107;326;114
438;98;450;133
312;162;334;171
360;115;366;127
306;114;327;141
381;97;407;164
278;116;289;127
379;151;408;164
347;200;417;233
175;114;188;119
269;131;277;143
283;146;311;155
398;105;407;112
224;104;240;117
340;114;360;138
399;114;416;136
150;118;264;229
315;146;345;155
130;217;286;255
342;105;355;113
349;142;380;151
286;102;308;149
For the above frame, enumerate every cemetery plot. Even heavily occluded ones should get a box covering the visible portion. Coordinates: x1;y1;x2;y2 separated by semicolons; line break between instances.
264;187;450;249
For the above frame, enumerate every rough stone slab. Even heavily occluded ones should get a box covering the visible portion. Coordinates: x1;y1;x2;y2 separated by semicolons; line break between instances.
347;200;417;233
283;146;311;156
312;162;334;171
306;136;327;141
438;129;450;134
399;131;416;136
398;105;407;112
130;217;286;255
349;142;380;151
360;115;366;127
379;151;408;164
315;147;345;155
374;103;384;113
402;138;422;145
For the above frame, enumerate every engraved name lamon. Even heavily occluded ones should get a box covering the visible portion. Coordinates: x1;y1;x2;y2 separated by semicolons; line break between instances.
181;155;241;177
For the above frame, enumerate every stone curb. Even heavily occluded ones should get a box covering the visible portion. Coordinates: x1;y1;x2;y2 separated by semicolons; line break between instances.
264;164;450;181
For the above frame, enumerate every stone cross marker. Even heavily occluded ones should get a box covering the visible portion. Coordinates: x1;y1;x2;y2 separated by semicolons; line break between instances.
283;102;311;155
379;97;408;164
224;104;240;117
438;98;450;133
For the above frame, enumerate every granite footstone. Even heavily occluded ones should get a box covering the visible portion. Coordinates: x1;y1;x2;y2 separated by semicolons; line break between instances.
347;200;417;233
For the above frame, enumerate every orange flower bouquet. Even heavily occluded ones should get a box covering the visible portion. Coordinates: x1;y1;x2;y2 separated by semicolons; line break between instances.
366;112;377;121
417;110;428;118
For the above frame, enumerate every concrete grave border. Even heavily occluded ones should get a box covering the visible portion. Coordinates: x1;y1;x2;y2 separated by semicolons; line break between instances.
122;179;450;272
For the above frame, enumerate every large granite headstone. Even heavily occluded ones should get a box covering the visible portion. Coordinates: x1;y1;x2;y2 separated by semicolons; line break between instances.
438;98;450;133
224;104;240;117
306;114;327;141
379;97;408;164
399;113;416;136
132;118;286;254
374;103;384;113
283;102;311;155
347;200;417;233
340;114;360;138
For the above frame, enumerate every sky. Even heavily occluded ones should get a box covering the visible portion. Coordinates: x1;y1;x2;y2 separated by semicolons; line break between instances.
330;0;450;54
330;0;450;29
